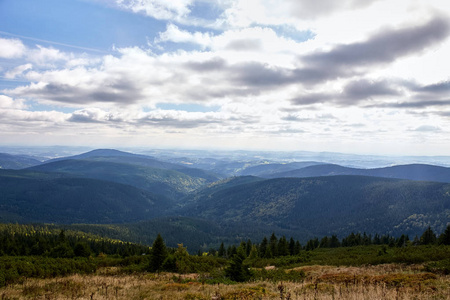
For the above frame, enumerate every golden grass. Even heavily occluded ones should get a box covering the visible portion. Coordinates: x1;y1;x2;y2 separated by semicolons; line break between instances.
1;264;449;299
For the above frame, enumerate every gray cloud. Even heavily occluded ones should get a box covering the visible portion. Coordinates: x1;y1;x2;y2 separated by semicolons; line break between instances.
412;125;441;132
291;79;401;106
367;99;450;109
415;81;450;94
225;39;262;51
289;0;381;19
305;17;450;69
184;57;226;72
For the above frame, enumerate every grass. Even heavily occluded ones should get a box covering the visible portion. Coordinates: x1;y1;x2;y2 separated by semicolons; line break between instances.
1;264;449;299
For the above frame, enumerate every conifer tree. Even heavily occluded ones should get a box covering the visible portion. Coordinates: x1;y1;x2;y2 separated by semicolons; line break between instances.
420;227;437;245
225;247;252;282
438;224;450;245
149;234;167;272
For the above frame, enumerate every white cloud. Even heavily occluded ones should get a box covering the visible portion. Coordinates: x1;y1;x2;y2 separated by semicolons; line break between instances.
116;0;194;21
0;38;26;58
4;64;33;79
27;45;69;66
0;95;28;110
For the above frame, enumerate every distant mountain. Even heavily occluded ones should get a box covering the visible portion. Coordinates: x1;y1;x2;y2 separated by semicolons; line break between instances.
237;161;324;177
29;159;216;201
268;163;450;183
0;153;42;169
0;169;171;224
178;175;450;239
45;149;221;183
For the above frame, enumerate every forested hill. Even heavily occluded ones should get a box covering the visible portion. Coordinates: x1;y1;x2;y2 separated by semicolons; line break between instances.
0;169;172;224
0;153;42;169
178;175;450;238
266;163;450;182
28;159;217;201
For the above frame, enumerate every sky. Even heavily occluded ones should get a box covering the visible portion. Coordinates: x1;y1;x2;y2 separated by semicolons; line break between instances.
1;0;450;155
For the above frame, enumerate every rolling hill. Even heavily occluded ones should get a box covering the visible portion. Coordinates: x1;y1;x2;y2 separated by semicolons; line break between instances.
0;153;42;169
178;175;450;239
0;169;171;224
29;158;220;201
267;163;450;182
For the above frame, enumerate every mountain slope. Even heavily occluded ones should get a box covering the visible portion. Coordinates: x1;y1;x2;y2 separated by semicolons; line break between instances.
0;153;42;169
269;163;450;182
28;159;213;201
237;161;324;177
0;169;170;224
46;149;221;183
178;175;450;238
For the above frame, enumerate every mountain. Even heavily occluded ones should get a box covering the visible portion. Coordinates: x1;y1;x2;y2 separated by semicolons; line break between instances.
178;175;450;239
0;169;171;224
28;159;215;201
237;161;323;177
268;163;450;183
45;149;221;182
0;153;42;169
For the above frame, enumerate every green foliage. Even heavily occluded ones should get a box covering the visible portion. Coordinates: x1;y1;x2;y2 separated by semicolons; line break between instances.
225;248;252;282
148;234;167;272
425;259;450;274
252;268;306;283
0;256;96;287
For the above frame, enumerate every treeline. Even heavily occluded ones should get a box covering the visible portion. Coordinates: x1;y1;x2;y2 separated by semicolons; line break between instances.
0;224;150;258
210;225;450;259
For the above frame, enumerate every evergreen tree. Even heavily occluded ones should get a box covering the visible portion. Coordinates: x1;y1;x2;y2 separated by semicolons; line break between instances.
269;233;278;257
289;237;295;255
420;227;437;245
294;241;302;254
218;242;226;257
148;234;168;272
438;224;450;245
329;235;340;248
245;239;252;257
277;236;289;256
225;247;252;282
259;237;268;258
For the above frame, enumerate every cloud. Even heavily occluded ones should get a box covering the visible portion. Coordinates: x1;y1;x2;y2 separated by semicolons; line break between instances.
27;45;69;66
0;95;28;110
4;64;33;79
412;125;441;132
0;38;26;58
299;16;450;83
115;0;194;21
155;24;212;47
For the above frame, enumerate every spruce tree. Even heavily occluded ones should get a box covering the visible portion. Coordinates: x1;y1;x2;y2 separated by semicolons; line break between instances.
420;227;437;245
149;234;168;272
225;247;252;282
438;225;450;245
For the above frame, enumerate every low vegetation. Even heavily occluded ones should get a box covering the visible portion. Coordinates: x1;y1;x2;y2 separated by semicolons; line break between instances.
1;224;450;299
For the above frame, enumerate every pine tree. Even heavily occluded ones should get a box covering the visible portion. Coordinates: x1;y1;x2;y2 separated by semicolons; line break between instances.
148;234;168;272
218;242;226;257
420;227;437;245
225;247;252;282
438;224;450;245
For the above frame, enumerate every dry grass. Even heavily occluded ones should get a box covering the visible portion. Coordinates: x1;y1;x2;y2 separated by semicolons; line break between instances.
1;264;449;299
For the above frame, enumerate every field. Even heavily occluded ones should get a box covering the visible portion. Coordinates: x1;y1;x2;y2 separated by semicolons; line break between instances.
1;263;449;300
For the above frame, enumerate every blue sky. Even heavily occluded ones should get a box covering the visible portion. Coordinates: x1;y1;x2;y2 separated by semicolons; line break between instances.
1;0;450;155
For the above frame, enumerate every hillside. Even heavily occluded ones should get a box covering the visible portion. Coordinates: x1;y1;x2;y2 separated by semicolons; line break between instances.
0;153;42;169
29;159;217;201
267;163;450;182
236;161;323;177
178;175;450;239
45;149;220;182
0;169;171;224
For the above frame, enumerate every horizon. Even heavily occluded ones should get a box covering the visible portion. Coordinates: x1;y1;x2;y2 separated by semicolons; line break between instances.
1;1;450;156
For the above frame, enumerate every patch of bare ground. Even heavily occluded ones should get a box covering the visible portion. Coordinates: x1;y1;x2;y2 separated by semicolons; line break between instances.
0;264;449;299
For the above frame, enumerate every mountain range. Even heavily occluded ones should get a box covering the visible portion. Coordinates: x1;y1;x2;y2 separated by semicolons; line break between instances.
0;148;450;248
